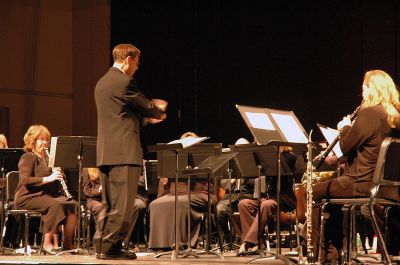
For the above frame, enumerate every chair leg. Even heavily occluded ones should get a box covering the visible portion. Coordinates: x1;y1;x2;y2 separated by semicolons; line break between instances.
342;205;353;264
24;213;29;254
86;210;91;251
40;230;44;254
0;214;9;253
143;211;148;249
369;202;392;265
212;211;224;253
346;205;357;263
383;206;391;252
318;203;330;263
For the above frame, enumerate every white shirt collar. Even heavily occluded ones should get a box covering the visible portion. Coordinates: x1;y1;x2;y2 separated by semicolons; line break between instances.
112;62;127;75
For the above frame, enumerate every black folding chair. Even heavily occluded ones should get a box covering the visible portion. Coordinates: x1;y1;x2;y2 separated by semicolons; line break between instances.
0;171;43;254
318;137;400;264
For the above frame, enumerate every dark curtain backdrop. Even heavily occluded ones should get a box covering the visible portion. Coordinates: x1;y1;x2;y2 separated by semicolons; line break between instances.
110;0;400;159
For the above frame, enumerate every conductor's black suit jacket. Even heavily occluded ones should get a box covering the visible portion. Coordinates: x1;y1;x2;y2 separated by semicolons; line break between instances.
95;67;163;167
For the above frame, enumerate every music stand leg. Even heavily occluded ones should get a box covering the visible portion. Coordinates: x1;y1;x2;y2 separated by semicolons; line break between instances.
154;151;182;260
0;169;5;253
57;155;90;256
198;173;224;259
247;147;298;264
212;169;240;252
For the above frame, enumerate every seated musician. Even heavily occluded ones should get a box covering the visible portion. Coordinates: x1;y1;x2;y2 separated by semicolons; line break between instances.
305;70;400;263
82;167;149;251
148;131;217;251
216;138;254;242
0;133;8;148
0;133;8;190
14;125;78;254
237;146;297;255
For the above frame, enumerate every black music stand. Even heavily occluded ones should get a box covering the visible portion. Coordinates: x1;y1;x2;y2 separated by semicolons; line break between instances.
47;136;96;255
230;144;299;265
143;160;159;197
148;137;208;260
235;104;309;263
179;152;237;258
0;148;24;252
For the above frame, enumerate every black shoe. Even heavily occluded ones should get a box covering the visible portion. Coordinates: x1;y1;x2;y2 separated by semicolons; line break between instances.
96;249;137;260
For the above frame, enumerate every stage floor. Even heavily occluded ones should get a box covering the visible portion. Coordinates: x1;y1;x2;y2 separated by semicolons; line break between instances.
0;250;390;265
0;251;294;265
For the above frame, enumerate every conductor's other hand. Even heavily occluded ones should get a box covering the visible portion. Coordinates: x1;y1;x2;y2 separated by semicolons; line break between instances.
44;170;64;183
144;113;167;124
337;115;351;130
152;98;168;112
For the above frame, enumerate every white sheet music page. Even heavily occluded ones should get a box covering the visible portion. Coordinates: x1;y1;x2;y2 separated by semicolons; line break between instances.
271;113;308;143
318;125;343;157
245;112;275;130
48;137;58;167
168;136;209;149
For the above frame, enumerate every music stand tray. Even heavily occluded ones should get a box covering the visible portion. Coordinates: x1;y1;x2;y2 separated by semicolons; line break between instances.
0;148;24;177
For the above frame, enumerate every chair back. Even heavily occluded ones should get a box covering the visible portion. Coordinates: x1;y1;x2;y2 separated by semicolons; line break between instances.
372;137;400;201
5;171;19;203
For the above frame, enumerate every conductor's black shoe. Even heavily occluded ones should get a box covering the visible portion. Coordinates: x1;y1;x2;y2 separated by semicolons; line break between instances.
96;249;137;260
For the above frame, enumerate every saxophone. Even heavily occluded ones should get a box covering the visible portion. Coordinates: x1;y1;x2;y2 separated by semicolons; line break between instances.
45;148;73;200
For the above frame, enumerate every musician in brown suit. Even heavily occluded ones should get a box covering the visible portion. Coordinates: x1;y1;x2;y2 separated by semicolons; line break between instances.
14;125;77;254
94;43;167;260
308;70;400;263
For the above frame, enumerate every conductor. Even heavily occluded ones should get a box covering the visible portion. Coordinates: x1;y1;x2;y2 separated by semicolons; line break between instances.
94;43;167;259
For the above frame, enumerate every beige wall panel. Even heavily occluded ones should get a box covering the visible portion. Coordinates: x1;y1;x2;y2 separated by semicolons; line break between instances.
33;96;72;136
35;0;72;93
0;0;110;145
0;1;39;90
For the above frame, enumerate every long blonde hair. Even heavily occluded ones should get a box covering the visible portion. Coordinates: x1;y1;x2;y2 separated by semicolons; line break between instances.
361;70;400;128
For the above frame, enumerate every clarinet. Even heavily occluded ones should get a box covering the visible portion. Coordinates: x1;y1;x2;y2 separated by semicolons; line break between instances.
313;106;360;170
305;130;315;264
45;148;73;200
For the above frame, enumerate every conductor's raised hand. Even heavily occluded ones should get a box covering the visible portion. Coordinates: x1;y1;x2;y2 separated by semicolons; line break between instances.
151;98;168;112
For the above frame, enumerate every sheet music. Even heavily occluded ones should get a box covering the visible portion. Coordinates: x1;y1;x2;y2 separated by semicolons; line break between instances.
271;113;308;143
168;136;209;149
318;125;343;157
245;112;275;130
48;137;58;167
